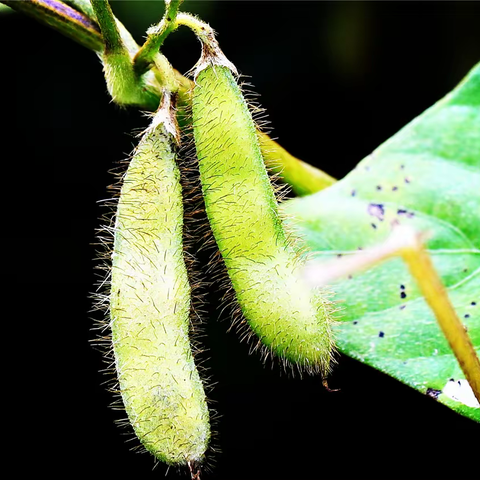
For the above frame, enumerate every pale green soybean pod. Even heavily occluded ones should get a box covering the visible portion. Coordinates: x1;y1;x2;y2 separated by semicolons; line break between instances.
192;65;334;373
110;97;210;467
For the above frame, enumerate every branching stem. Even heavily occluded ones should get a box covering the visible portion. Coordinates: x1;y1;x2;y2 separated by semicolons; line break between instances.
2;0;336;193
90;0;158;109
133;0;183;76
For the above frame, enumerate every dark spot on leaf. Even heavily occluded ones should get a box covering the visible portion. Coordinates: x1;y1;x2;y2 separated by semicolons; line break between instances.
471;302;476;306
400;164;405;170
400;284;405;290
378;331;385;338
348;274;353;280
449;378;454;382
397;209;415;218
367;203;385;221
400;291;407;299
464;314;470;318
392;186;398;191
371;223;377;229
357;247;363;251
463;268;469;273
405;177;411;184
399;305;406;310
426;388;442;400
351;189;356;197
376;185;382;191
353;321;358;325
337;253;343;258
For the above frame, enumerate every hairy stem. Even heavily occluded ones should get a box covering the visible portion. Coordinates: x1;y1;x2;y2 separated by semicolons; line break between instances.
175;11;213;41
63;0;143;57
90;0;125;53
134;0;183;76
152;53;179;94
90;0;159;109
3;0;336;193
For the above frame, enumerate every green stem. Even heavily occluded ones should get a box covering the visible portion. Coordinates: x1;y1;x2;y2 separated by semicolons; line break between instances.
258;131;336;195
152;53;179;94
90;0;124;54
175;11;213;41
1;0;103;51
90;0;158;109
134;0;183;76
63;0;142;58
4;0;336;194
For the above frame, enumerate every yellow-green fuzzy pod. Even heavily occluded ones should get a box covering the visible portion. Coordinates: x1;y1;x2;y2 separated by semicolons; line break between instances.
110;95;210;466
192;65;334;374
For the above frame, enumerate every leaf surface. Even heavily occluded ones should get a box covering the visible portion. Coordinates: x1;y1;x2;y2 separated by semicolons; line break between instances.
282;62;480;421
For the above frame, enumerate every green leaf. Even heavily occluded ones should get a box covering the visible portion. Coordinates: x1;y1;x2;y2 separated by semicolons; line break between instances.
282;62;480;422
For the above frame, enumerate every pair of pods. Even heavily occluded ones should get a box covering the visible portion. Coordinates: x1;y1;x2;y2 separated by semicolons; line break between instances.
109;58;334;470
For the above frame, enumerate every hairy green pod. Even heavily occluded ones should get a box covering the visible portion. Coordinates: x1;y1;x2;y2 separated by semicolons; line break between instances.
192;64;334;373
110;94;210;466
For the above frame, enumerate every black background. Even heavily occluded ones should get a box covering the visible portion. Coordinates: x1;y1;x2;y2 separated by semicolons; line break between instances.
2;1;480;478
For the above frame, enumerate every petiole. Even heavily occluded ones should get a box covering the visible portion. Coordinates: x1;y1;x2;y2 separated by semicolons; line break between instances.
302;225;480;403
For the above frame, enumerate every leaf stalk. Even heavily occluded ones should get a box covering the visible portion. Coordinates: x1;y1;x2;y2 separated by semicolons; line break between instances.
303;225;480;404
